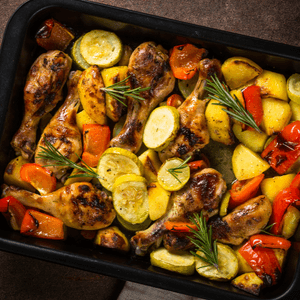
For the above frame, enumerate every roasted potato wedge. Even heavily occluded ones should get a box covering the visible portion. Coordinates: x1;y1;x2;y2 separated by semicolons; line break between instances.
232;144;270;180
231;272;264;296
78;65;107;125
150;247;195;276
254;70;288;101
261;173;295;203
147;181;171;221
290;100;300;121
101;66;128;122
195;243;238;281
260;98;292;135
205;99;235;145
4;156;36;192
221;57;262;89
76;109;97;132
94;226;130;252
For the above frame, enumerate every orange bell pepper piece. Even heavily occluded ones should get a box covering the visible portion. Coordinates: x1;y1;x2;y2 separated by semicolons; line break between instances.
20;209;65;240
166;94;184;108
188;160;209;173
164;221;198;232
169;44;207;80
20;163;56;195
82;124;111;167
229;173;265;210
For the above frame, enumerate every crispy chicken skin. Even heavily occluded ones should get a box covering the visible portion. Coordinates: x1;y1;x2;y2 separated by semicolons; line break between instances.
210;195;272;245
159;58;222;162
34;70;82;179
2;183;116;230
109;41;175;153
131;168;226;255
11;50;72;160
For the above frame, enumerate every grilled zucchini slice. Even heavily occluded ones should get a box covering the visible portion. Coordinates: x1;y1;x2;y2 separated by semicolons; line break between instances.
71;35;91;70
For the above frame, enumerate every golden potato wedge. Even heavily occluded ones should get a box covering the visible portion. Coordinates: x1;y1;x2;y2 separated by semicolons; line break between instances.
290;100;300;121
195;243;238;281
232;123;268;153
138;149;162;184
260;98;292;135
254;70;288;101
231;272;264;296
282;206;300;239
147;182;171;221
261;173;295;203
94;226;130;251
76;109;97;132
4;156;36;192
78;65;107;125
221;56;262;89
232;144;270;180
205;99;235;145
101;66;128;122
150;247;195;276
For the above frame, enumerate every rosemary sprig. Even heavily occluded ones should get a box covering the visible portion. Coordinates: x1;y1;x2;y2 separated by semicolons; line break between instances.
188;212;219;270
100;76;151;107
259;223;278;236
167;156;191;183
36;138;101;179
205;74;261;133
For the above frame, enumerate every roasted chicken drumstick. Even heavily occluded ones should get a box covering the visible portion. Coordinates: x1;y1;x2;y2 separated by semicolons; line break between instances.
159;58;222;162
131;167;226;255
11;50;72;160
35;70;82;179
2;182;116;230
109;41;175;153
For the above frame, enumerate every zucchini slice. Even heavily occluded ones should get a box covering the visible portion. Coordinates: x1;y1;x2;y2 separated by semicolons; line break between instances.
71;36;91;70
112;174;149;224
97;147;143;191
143;106;180;151
80;29;123;68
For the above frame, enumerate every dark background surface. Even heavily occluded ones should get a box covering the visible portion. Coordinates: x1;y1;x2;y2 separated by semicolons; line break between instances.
1;0;300;299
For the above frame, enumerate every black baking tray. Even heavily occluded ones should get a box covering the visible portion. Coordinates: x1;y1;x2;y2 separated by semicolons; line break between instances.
1;0;300;299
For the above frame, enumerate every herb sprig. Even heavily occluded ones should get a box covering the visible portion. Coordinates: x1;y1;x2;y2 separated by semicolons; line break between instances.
205;74;261;132
188;212;219;270
167;156;191;183
36;138;101;179
100;76;151;107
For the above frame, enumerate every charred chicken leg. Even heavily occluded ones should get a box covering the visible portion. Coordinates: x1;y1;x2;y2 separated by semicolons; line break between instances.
131;167;226;255
159;58;222;162
109;41;175;153
2;182;116;230
35;70;82;179
11;50;72;160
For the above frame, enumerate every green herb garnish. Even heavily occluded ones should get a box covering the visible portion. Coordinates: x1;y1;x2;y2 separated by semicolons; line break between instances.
188;212;219;270
205;74;261;132
167;156;191;183
100;75;151;107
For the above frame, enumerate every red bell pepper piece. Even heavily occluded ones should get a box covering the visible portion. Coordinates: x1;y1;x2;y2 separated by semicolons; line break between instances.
20;163;56;195
188;160;209;174
20;209;65;240
164;221;198;232
269;172;300;235
0;196;26;230
166;94;184;108
229;174;264;210
239;240;281;286
250;234;291;251
82;124;111;167
261;121;300;175
243;85;264;128
169;44;207;80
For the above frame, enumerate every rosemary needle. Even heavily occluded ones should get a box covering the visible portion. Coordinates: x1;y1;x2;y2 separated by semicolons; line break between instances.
188;212;219;270
205;74;261;133
100;75;151;107
167;156;191;183
36;138;101;179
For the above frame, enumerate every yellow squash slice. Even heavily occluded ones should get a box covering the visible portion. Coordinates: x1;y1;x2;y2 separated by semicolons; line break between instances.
71;35;91;70
287;73;300;104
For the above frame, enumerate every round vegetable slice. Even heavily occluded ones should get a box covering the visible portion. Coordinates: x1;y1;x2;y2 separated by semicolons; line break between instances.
112;174;148;224
80;29;123;68
97;147;143;191
150;247;195;275
71;35;91;70
157;157;190;191
178;72;198;99
195;243;238;281
287;73;300;104
117;214;152;232
143;106;180;151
